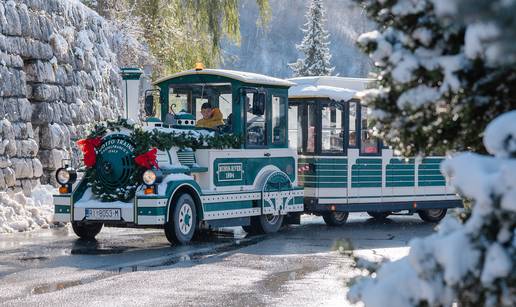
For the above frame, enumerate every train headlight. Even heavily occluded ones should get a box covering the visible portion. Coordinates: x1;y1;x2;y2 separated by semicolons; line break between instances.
55;167;77;185
142;169;163;186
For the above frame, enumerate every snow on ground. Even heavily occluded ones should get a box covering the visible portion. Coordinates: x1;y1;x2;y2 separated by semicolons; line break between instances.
0;185;56;233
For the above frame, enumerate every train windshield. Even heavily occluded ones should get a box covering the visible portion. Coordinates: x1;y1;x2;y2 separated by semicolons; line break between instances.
168;83;232;125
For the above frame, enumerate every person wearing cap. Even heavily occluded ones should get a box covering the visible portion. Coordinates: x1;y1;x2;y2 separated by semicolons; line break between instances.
196;102;224;129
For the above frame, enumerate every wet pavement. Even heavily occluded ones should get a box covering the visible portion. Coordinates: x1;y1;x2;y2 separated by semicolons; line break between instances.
0;213;437;306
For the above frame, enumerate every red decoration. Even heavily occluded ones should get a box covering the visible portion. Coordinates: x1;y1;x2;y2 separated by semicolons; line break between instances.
134;148;159;169
77;137;102;167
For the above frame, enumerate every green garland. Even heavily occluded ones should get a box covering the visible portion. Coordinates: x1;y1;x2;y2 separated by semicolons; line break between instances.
83;118;242;202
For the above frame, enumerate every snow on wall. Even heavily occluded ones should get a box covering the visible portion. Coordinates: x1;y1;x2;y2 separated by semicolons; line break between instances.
0;0;143;193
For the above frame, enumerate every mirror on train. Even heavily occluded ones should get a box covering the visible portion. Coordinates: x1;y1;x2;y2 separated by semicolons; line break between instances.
252;92;265;115
144;95;155;116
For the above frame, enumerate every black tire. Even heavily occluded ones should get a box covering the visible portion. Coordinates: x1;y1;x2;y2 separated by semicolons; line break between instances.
164;193;197;245
242;225;255;234
418;208;447;223
247;214;284;234
367;211;390;220
322;212;349;226
71;222;103;240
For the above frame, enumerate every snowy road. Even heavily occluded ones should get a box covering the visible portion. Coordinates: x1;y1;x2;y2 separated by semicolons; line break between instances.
0;213;436;306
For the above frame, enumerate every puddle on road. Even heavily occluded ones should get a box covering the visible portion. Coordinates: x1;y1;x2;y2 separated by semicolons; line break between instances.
260;264;321;294
28;230;266;297
31;272;116;295
18;256;50;262
70;239;131;255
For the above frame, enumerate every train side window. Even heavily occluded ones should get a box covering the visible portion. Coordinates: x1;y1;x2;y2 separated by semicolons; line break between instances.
288;105;299;150
246;92;266;147
272;95;286;145
306;103;317;153
348;101;358;148
321;103;344;154
360;106;380;154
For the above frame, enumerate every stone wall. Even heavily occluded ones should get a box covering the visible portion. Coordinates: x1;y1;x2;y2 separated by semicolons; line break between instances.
0;0;136;193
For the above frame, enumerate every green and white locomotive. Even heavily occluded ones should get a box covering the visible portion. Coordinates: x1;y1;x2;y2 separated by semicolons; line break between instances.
53;67;304;244
287;76;462;226
53;67;462;244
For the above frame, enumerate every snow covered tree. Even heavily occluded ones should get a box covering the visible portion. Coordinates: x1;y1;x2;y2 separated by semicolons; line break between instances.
347;1;516;306
355;0;516;156
289;0;335;76
348;112;516;307
82;0;271;74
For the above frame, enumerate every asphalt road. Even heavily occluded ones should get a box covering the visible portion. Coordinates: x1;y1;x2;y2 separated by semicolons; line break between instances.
0;213;436;306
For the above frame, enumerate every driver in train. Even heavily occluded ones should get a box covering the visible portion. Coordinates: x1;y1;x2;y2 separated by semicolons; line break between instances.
196;102;224;129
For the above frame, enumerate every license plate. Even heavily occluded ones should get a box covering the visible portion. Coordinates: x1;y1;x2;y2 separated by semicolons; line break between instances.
85;208;121;220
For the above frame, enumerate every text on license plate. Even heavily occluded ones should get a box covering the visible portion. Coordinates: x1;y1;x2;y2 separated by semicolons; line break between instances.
85;208;121;220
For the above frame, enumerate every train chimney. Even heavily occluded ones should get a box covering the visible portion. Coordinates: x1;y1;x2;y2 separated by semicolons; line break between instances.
120;67;143;122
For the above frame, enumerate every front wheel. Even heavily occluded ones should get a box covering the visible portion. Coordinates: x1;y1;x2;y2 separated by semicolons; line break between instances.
418;209;447;223
72;222;103;240
164;193;197;245
322;212;349;226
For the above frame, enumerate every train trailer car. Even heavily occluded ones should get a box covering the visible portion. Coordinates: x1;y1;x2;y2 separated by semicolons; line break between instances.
53;67;304;244
287;76;463;226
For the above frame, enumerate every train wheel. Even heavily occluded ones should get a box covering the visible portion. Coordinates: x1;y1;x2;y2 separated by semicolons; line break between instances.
418;209;447;223
367;211;390;220
322;212;349;226
72;222;103;240
242;224;256;234
164;193;197;244
247;214;284;234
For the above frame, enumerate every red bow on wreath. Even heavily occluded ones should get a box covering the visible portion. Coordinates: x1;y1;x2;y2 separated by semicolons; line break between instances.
134;148;159;169
77;137;102;168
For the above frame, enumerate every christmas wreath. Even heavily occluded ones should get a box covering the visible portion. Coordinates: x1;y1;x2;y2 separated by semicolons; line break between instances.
78;118;242;202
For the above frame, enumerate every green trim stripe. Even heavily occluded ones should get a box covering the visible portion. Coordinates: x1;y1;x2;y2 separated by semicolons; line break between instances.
386;182;414;187
419;181;446;186
389;158;415;163
352;158;382;188
352;182;381;188
138;207;166;216
386;164;414;169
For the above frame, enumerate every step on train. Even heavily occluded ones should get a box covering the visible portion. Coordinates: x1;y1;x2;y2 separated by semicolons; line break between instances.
53;66;462;244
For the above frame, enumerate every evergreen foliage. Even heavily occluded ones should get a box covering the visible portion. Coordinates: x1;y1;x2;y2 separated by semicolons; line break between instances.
355;0;516;156
348;1;516;306
81;0;271;75
289;0;335;77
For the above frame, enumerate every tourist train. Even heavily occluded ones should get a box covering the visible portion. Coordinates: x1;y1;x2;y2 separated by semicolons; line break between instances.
53;66;462;244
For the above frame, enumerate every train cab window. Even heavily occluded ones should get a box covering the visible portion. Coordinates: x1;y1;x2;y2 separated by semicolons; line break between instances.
219;93;233;125
349;101;358;148
360;106;380;154
288;105;299;150
321;103;344;153
246;92;266;147
272;95;287;145
169;91;190;114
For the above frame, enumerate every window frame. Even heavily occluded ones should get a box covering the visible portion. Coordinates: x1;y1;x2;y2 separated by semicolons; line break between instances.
270;92;288;148
319;100;347;156
358;104;382;156
242;87;269;149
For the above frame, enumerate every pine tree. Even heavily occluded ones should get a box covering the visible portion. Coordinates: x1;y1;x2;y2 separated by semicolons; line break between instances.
347;1;516;306
289;0;335;77
353;0;516;156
